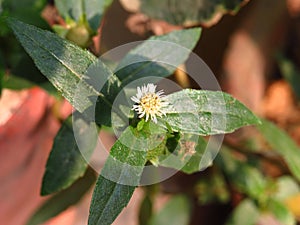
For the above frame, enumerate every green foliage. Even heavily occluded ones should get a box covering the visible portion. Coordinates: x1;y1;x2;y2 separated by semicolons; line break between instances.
136;0;245;26
88;126;149;225
139;195;153;225
115;28;201;86
8;18;262;225
275;176;300;200
163;89;261;135
54;0;113;47
55;0;113;31
278;56;300;100
157;134;207;174
226;199;260;225
258;119;300;182
7;18;107;114
148;195;191;225
195;170;230;204
216;148;268;201
267;199;296;225
2;0;48;28
0;0;52;91
0;52;4;95
27;169;96;225
41;114;97;195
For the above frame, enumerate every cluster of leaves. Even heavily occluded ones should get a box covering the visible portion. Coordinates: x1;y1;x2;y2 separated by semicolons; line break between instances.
7;15;261;224
0;0;52;95
3;1;300;225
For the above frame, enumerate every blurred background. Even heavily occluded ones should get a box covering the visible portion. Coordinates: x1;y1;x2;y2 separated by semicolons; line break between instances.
1;0;300;224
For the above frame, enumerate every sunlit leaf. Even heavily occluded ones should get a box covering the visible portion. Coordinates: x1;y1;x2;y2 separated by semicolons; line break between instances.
267;199;296;225
162;89;260;135
88;126;156;225
275;176;300;201
8;18;119;125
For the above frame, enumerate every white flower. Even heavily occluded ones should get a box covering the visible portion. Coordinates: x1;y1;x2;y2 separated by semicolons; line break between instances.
131;83;168;123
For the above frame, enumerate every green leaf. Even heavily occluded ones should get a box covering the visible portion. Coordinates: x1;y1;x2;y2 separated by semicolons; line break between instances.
139;195;153;225
8;18;119;124
115;28;201;86
55;0;113;31
148;195;191;225
163;89;260;135
216;148;267;201
0;52;4;95
27;169;96;225
195;171;230;204
0;71;3;95
88;126;152;225
135;0;245;26
275;176;300;201
2;75;34;90
258;119;300;182
41;114;97;195
278;56;300;99
2;0;48;28
225;199;260;225
267;199;296;225
158;133;208;174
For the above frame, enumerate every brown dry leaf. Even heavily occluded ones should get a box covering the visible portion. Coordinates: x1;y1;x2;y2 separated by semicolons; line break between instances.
287;0;300;17
262;80;300;125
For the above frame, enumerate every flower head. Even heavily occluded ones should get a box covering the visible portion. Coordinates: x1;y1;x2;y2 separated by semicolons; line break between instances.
131;83;168;123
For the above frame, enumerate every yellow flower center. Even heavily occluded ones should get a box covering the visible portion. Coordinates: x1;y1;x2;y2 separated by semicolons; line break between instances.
140;93;161;114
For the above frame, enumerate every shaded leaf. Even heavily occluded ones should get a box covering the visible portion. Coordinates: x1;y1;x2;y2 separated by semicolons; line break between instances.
2;74;34;90
41;114;97;195
27;169;96;225
136;0;246;26
216;147;267;201
0;72;2;95
115;28;201;86
55;0;113;31
258;119;300;182
278;56;300;99
88;126;154;225
148;195;191;225
0;52;4;95
225;199;260;225
163;89;260;135
195;171;230;204
139;195;153;225
2;0;48;28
